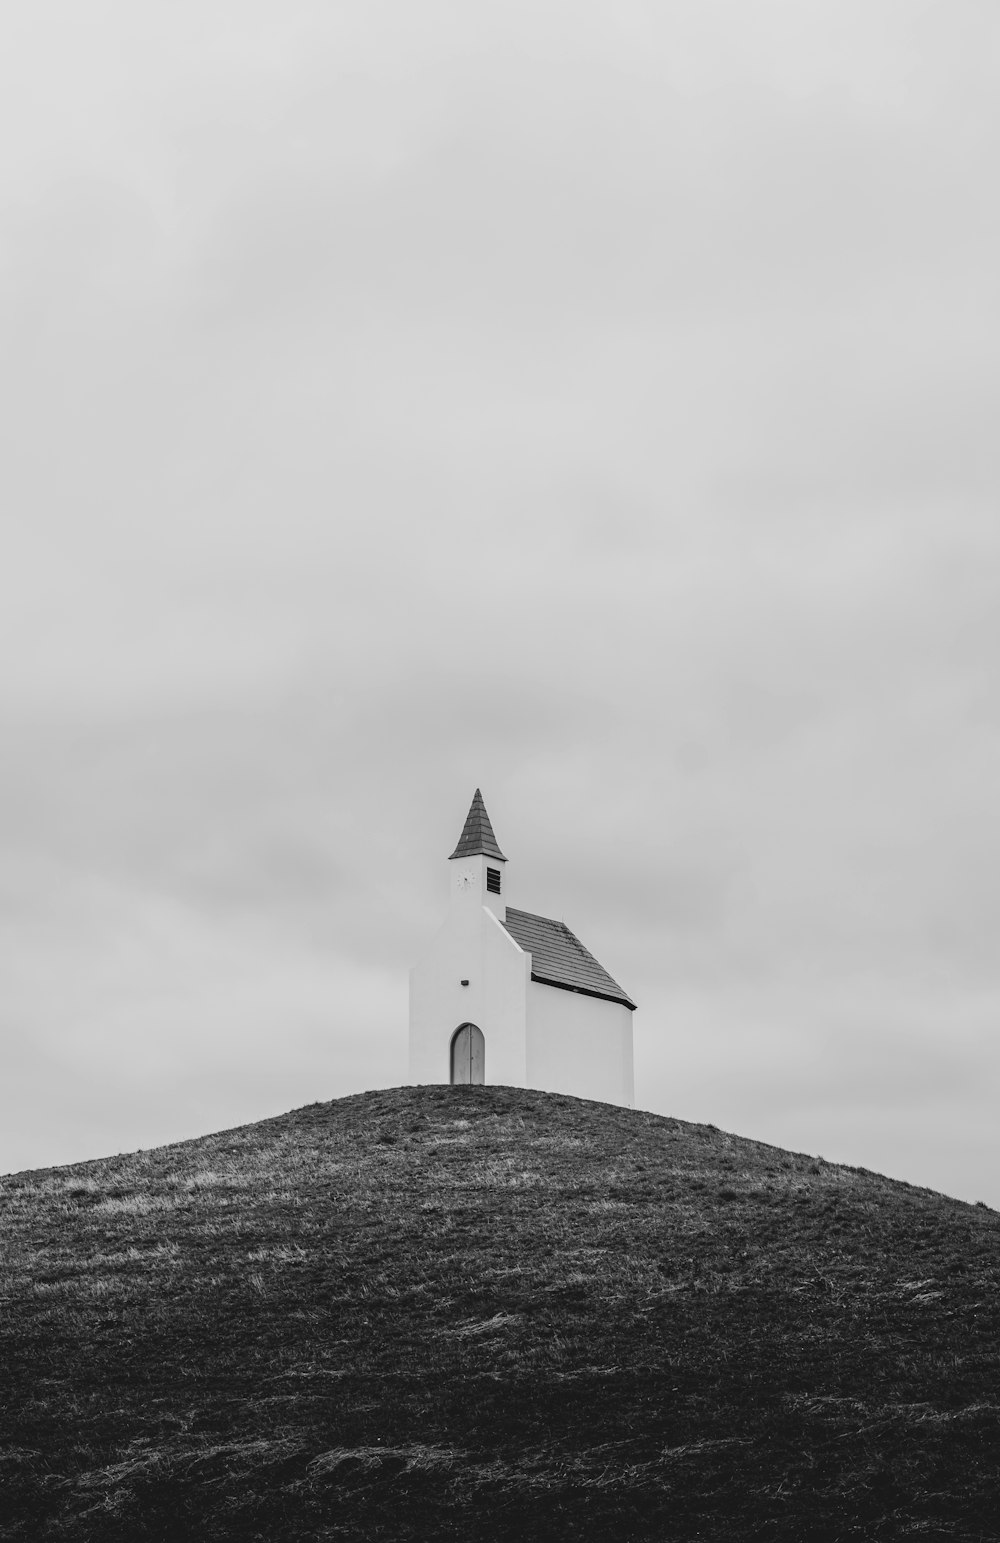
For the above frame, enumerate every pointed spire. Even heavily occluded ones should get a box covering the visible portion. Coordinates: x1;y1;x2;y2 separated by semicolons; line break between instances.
449;788;507;862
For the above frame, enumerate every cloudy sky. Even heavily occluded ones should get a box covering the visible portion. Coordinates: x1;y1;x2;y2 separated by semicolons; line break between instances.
2;1;998;1205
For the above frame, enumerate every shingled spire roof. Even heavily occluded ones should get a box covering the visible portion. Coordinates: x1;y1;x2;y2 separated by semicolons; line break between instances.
449;788;507;862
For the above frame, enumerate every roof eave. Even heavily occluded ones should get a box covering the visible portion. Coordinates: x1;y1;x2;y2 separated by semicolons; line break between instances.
530;972;637;1012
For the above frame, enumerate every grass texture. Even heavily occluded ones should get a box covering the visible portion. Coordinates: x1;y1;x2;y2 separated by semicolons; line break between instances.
1;1085;998;1540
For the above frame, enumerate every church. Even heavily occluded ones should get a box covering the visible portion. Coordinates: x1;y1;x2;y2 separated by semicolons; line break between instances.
409;790;636;1106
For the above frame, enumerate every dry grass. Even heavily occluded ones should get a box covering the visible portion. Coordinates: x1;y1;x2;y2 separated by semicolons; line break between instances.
1;1084;998;1541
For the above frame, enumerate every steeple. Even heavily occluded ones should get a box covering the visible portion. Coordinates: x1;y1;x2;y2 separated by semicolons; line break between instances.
449;788;507;862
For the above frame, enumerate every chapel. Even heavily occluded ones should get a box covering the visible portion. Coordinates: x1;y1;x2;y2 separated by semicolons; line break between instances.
408;790;636;1106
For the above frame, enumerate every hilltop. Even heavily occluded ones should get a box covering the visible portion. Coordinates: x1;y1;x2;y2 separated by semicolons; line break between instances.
1;1086;998;1541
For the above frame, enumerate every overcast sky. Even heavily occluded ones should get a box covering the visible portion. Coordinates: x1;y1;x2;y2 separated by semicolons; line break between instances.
2;1;998;1205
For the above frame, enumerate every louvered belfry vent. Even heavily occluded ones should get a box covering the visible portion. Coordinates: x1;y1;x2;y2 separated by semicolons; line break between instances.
486;866;502;894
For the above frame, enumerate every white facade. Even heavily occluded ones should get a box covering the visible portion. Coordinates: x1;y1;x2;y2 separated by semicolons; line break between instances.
408;793;635;1107
409;851;531;1089
525;982;634;1105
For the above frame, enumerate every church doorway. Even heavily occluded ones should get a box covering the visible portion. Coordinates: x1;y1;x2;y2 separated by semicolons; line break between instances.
450;1023;485;1085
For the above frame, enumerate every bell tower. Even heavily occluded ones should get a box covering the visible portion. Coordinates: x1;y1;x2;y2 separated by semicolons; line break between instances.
448;787;507;922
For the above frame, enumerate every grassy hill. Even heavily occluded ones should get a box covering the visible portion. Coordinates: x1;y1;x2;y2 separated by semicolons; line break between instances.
1;1085;998;1541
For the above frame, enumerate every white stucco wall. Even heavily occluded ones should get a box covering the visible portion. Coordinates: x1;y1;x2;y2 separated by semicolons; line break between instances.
525;981;634;1107
409;874;530;1087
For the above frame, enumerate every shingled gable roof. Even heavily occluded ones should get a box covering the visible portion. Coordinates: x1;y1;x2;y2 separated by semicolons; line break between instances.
449;789;507;862
502;907;636;1011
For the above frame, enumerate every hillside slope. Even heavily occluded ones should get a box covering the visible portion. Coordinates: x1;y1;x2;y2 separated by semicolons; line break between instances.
1;1086;998;1541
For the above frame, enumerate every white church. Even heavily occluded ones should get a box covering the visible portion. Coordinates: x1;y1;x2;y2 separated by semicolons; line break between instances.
409;790;636;1106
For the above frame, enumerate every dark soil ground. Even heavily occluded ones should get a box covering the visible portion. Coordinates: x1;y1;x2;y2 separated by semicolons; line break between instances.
1;1085;998;1541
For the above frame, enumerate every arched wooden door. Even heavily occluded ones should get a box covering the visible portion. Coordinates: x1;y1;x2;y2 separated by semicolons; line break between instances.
450;1023;485;1085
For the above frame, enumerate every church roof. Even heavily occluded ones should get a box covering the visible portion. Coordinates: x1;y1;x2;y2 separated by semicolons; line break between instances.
449;789;507;862
502;907;636;1011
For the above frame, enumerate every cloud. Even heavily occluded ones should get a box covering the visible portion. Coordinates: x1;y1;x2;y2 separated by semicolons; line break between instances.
1;1;998;1201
